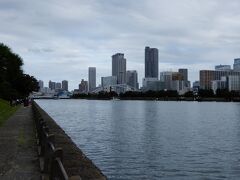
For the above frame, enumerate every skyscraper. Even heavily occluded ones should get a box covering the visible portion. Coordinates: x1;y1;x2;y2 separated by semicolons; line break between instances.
88;67;96;92
38;80;44;89
49;80;56;90
112;53;126;84
126;70;138;89
62;80;68;91
145;46;159;79
178;69;188;81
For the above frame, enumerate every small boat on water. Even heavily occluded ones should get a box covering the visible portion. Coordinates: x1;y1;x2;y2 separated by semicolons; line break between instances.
112;97;120;101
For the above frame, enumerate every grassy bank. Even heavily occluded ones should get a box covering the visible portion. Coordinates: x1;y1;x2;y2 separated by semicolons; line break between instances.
0;99;19;126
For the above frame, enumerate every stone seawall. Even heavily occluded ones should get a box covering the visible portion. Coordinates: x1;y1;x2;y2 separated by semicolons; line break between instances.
32;101;107;180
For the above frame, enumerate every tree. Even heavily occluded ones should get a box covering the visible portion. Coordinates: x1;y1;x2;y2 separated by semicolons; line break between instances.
230;91;240;97
198;89;214;97
183;91;194;97
215;89;230;98
0;43;39;100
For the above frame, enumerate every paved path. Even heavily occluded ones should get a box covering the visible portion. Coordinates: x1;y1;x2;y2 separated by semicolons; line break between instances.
0;106;40;180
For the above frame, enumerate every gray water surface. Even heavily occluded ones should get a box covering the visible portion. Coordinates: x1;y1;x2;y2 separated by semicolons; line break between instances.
36;100;240;179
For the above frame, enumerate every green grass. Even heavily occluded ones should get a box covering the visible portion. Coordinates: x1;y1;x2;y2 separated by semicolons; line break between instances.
0;99;19;126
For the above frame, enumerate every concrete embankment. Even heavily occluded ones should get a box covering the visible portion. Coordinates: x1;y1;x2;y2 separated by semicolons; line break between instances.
32;101;107;180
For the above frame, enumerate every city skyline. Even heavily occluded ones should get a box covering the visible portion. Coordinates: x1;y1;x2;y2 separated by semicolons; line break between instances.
1;0;240;90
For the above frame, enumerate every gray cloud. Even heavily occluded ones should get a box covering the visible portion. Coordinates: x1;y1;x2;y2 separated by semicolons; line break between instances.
1;0;240;90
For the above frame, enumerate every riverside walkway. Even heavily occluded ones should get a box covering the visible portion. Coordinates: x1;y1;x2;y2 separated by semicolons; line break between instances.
0;106;40;180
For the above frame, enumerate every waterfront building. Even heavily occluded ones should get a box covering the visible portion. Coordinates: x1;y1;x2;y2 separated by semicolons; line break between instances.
211;75;240;93
88;67;96;92
171;72;187;94
143;80;165;91
228;75;240;91
160;72;173;90
178;69;188;81
49;80;56;90
142;77;158;88
200;70;240;90
193;81;200;89
112;53;126;84
100;75;134;94
38;80;44;90
171;80;185;94
142;77;166;92
101;76;117;87
172;72;184;81
55;82;62;90
79;79;88;93
62;80;68;91
193;81;200;93
126;70;138;90
178;68;191;88
215;65;231;71
159;71;189;94
212;77;227;94
73;89;81;95
42;87;55;94
233;58;240;71
200;70;216;90
145;46;159;79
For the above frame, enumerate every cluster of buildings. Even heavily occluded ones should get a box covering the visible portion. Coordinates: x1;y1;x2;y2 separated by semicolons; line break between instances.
36;80;70;98
199;59;240;93
73;46;191;95
73;53;140;95
36;47;240;97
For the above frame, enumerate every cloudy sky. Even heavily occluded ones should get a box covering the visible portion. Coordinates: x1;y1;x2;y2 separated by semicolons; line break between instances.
1;0;240;90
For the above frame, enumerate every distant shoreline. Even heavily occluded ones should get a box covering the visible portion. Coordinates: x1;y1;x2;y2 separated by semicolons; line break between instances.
34;97;240;102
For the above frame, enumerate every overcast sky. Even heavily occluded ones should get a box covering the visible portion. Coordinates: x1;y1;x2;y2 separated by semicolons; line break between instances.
1;0;240;90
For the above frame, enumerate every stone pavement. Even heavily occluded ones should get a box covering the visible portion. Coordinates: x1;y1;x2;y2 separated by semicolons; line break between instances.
0;106;40;180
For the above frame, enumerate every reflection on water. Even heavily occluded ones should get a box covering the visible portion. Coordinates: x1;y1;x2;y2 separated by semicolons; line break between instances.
36;100;240;179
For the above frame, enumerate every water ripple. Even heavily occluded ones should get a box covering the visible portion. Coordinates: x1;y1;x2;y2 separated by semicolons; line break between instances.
36;100;240;179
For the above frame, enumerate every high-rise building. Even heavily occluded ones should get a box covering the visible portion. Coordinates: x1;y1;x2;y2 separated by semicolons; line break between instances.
79;79;88;93
172;72;184;81
228;75;240;91
192;81;200;92
62;80;68;91
126;70;138;89
88;67;96;92
215;65;231;71
49;80;56;90
101;76;117;87
178;69;188;81
159;71;189;94
55;82;61;89
200;70;240;90
145;46;159;79
160;71;173;90
142;78;163;91
38;80;44;89
211;75;240;93
211;77;227;94
199;70;215;90
233;58;240;71
178;69;191;88
112;53;126;84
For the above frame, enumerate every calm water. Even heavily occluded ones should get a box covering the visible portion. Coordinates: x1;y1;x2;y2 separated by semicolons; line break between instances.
36;100;240;179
